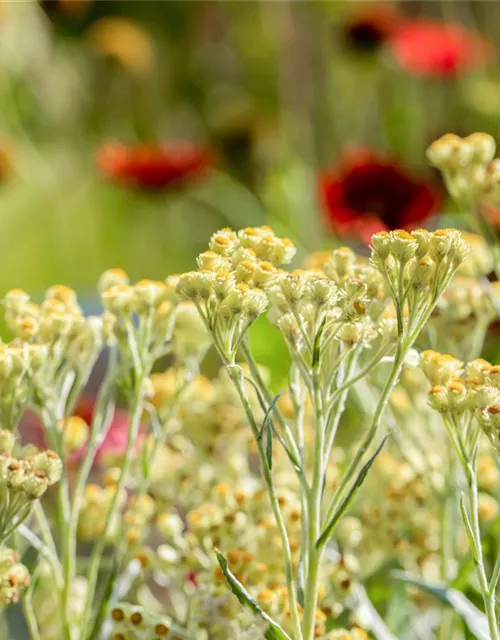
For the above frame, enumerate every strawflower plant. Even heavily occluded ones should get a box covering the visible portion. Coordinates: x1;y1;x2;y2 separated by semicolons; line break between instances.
421;352;500;639
176;225;468;639
1;221;497;640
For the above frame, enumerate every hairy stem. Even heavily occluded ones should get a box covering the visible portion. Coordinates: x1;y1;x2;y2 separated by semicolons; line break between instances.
302;360;325;640
227;364;303;640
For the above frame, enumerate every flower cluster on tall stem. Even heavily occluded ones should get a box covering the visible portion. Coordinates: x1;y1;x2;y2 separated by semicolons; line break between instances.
422;351;500;639
178;225;467;640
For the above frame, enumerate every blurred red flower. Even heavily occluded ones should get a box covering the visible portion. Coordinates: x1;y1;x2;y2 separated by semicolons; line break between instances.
319;150;441;244
73;396;140;464
21;395;142;466
342;4;401;54
97;142;213;191
390;20;491;77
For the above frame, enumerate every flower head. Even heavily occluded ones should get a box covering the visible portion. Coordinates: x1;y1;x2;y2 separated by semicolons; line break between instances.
390;20;492;78
88;17;154;75
342;3;400;55
97;142;213;191
319;150;441;243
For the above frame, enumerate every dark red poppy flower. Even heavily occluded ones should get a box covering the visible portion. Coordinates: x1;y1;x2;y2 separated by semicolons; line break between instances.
97;142;213;191
319;150;441;244
390;20;492;78
342;4;401;54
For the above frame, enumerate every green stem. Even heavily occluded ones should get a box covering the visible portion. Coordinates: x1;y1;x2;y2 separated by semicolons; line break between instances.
438;455;457;640
62;348;118;639
240;340;308;492
302;361;325;640
490;550;500;595
41;409;73;640
23;576;42;640
80;379;145;639
464;462;500;640
321;340;405;532
227;364;303;640
32;503;63;588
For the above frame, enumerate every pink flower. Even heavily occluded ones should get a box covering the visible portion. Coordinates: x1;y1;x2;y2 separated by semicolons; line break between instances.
20;396;141;466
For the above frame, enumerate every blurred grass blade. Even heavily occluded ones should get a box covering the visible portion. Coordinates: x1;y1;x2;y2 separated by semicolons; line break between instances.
392;570;489;640
215;549;293;640
355;586;398;640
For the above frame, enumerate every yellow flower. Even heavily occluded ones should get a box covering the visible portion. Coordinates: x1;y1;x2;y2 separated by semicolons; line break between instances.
87;18;155;74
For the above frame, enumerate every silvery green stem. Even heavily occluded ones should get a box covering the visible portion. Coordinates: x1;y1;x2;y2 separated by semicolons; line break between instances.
321;340;405;536
438;455;457;640
63;347;118;639
226;364;303;640
490;550;500;596
240;340;305;485
463;461;500;640
302;360;325;640
22;568;41;640
40;408;73;640
80;378;146;639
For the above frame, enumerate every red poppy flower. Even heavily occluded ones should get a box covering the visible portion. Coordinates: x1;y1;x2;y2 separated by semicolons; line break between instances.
342;4;401;55
97;142;213;191
390;20;491;78
319;150;441;244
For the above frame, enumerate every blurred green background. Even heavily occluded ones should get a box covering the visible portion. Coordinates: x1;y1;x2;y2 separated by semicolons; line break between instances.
3;0;500;376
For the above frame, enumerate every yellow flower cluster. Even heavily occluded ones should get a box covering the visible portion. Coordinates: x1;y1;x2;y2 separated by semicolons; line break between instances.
372;229;469;309
427;132;499;205
0;286;101;427
177;227;295;359
109;603;172;640
0;430;61;540
424;273;498;360
0;547;30;606
421;350;500;452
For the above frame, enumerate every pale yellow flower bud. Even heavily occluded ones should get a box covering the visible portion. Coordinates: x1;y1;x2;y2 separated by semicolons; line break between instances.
97;268;129;293
465;132;496;164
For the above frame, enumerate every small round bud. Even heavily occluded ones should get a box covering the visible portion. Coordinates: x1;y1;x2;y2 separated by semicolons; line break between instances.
97;268;129;293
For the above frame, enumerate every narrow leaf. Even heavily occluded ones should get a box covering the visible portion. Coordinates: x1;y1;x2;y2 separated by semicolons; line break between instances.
268;419;302;473
459;494;477;559
312;317;326;367
245;380;302;472
392;570;489;640
317;435;389;549
258;391;283;440
215;549;293;640
266;416;273;470
262;393;282;470
296;552;305;608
